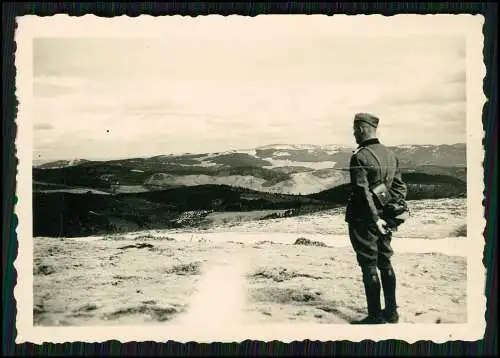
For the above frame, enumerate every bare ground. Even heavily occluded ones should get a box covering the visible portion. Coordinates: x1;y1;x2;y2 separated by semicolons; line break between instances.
244;242;466;324
33;236;217;326
33;233;467;326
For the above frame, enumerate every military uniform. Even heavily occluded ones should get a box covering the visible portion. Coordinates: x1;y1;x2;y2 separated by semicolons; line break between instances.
346;113;407;324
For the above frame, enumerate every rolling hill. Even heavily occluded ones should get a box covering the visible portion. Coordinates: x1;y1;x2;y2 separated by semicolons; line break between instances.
33;143;466;195
32;143;466;237
33;184;337;237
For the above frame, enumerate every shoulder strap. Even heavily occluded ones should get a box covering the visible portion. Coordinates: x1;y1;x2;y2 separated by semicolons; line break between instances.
359;146;385;183
352;147;362;155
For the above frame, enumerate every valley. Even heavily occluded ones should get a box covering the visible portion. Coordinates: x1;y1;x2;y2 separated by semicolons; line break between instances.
32;143;467;238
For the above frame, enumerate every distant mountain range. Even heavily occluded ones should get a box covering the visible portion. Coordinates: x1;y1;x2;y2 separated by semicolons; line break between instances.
32;143;466;237
34;143;466;195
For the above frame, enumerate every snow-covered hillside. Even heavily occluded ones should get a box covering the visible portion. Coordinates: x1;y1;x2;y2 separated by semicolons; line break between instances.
33;143;466;196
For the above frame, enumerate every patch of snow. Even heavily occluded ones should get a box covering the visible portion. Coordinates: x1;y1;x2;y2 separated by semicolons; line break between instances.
112;185;150;193
175;161;220;168
145;174;267;191
256;144;322;151
197;161;220;168
257;144;298;150
263;158;336;170
273;151;291;156
267;171;341;195
145;167;347;195
320;144;346;151
36;188;111;195
149;231;467;257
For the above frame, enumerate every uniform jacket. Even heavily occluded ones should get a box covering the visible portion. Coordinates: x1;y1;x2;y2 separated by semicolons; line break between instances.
345;138;407;224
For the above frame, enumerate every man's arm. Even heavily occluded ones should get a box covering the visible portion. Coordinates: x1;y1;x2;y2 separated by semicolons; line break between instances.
349;154;380;223
390;157;407;200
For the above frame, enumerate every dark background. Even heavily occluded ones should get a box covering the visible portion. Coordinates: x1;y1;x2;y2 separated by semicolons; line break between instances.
3;2;497;356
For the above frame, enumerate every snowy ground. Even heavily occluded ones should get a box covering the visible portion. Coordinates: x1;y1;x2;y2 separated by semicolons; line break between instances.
183;198;467;240
33;198;468;327
33;235;467;326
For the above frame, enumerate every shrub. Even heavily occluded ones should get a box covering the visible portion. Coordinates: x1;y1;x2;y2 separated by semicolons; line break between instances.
452;224;467;237
165;261;201;275
294;237;327;247
251;266;323;282
34;264;56;276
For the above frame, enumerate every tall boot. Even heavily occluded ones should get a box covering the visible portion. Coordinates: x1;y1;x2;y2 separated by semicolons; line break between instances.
380;267;399;323
351;272;385;324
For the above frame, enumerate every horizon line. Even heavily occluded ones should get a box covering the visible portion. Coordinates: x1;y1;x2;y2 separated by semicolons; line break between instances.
33;142;467;164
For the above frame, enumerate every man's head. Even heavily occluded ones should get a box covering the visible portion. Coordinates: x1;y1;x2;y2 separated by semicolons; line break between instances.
353;113;379;145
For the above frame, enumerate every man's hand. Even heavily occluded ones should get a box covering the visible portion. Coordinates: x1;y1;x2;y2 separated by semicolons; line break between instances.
376;218;390;235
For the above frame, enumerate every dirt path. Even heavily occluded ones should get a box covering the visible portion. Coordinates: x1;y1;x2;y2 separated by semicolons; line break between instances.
172;252;252;327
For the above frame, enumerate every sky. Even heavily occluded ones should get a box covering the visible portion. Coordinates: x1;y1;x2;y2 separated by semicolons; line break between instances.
33;17;467;161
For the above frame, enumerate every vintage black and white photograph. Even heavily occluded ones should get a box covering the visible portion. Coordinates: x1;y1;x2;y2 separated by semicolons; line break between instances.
14;14;486;343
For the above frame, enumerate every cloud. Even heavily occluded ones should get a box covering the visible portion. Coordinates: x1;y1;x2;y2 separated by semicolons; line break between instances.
34;122;53;131
445;70;467;84
33;34;467;160
33;83;75;98
379;83;466;107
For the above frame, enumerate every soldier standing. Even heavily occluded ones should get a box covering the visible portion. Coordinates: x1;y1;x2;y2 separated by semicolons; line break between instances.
345;113;408;324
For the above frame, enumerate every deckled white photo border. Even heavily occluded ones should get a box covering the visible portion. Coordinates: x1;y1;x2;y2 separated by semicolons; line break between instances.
13;14;487;344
